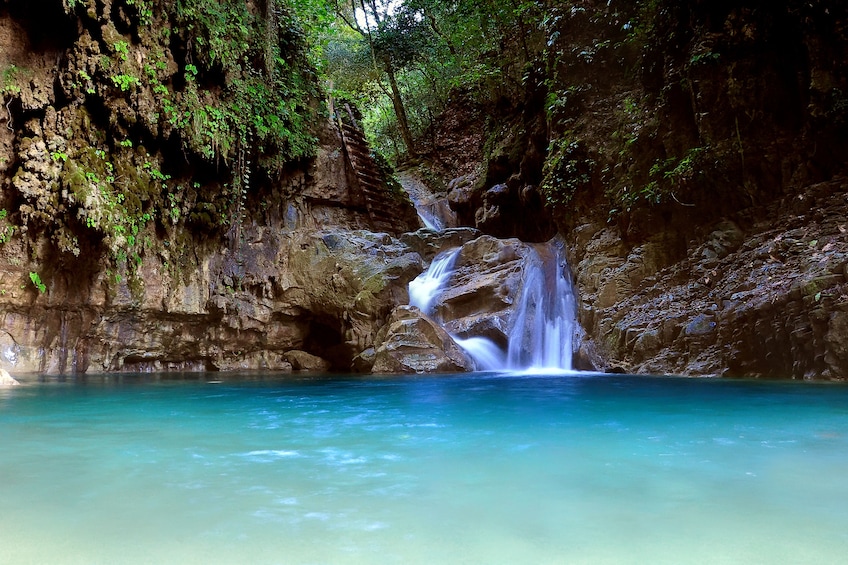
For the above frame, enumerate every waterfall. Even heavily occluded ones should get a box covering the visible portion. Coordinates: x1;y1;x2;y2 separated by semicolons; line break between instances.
406;240;577;373
417;208;443;232
453;336;506;371
505;244;576;372
396;169;453;231
408;248;460;316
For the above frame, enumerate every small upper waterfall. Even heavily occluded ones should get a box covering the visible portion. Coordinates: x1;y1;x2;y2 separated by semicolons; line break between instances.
408;248;460;316
407;240;577;373
415;205;443;232
396;169;456;232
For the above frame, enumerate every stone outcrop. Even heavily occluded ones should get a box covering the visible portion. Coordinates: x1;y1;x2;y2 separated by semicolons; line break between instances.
0;368;19;386
430;236;534;348
371;305;474;374
570;179;848;379
0;224;424;374
399;227;481;262
283;350;332;372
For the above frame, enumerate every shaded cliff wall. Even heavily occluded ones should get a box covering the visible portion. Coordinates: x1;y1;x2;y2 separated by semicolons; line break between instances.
0;0;420;374
551;1;848;378
423;0;848;377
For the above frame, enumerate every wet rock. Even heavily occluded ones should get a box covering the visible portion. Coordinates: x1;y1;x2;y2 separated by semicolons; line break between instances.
447;173;477;203
0;368;19;386
351;347;376;372
447;173;483;223
400;227;481;262
282;229;424;356
433;236;533;343
395;168;458;231
284;350;331;372
371;306;474;373
684;314;717;336
474;183;512;234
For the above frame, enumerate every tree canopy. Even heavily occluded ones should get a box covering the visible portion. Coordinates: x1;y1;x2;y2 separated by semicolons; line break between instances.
291;0;550;160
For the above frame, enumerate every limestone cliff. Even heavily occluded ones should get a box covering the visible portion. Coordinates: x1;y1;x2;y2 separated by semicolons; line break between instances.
0;0;419;374
2;0;847;380
418;1;848;378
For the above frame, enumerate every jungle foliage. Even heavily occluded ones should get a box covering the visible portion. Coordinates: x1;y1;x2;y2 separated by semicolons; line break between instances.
173;0;320;167
6;0;324;266
299;0;554;161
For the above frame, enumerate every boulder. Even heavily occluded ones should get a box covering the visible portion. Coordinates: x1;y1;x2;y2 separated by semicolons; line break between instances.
0;368;19;386
433;236;535;344
372;306;474;373
474;183;512;234
400;227;481;262
283;350;331;372
447;173;483;223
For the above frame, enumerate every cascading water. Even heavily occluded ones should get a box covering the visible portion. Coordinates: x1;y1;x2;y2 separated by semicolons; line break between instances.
396;169;449;232
407;240;577;373
408;248;460;316
417;209;443;232
505;243;576;372
452;336;506;371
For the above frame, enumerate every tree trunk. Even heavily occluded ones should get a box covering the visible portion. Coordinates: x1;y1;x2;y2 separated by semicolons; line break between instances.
264;0;276;79
334;0;417;156
384;60;416;156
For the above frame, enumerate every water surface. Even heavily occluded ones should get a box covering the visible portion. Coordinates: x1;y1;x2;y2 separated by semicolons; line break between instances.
2;372;847;564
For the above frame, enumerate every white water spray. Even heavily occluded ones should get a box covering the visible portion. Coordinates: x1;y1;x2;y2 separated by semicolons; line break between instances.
408;248;460;316
453;336;506;371
417;209;443;232
505;244;576;372
407;240;577;373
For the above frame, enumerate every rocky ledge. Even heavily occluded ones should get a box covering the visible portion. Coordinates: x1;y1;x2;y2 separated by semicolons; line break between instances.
572;178;848;379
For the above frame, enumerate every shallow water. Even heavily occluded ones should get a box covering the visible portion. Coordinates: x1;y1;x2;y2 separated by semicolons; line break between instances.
2;372;848;564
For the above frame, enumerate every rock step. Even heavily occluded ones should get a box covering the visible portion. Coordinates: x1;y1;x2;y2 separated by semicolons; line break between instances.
358;177;383;191
346;145;371;158
337;111;408;233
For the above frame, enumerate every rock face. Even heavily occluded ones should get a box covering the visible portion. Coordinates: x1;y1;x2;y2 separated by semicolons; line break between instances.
570;179;848;379
431;236;534;348
371;306;474;373
400;227;481;263
0;368;20;386
417;2;848;379
284;350;332;372
0;1;420;376
0;225;423;374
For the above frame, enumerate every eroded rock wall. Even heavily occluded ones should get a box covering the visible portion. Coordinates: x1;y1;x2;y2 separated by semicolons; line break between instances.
0;0;420;375
423;1;848;378
570;179;848;378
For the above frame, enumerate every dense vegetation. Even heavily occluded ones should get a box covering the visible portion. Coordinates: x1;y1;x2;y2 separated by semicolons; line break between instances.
2;0;321;275
292;0;549;158
301;0;847;231
3;0;846;267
